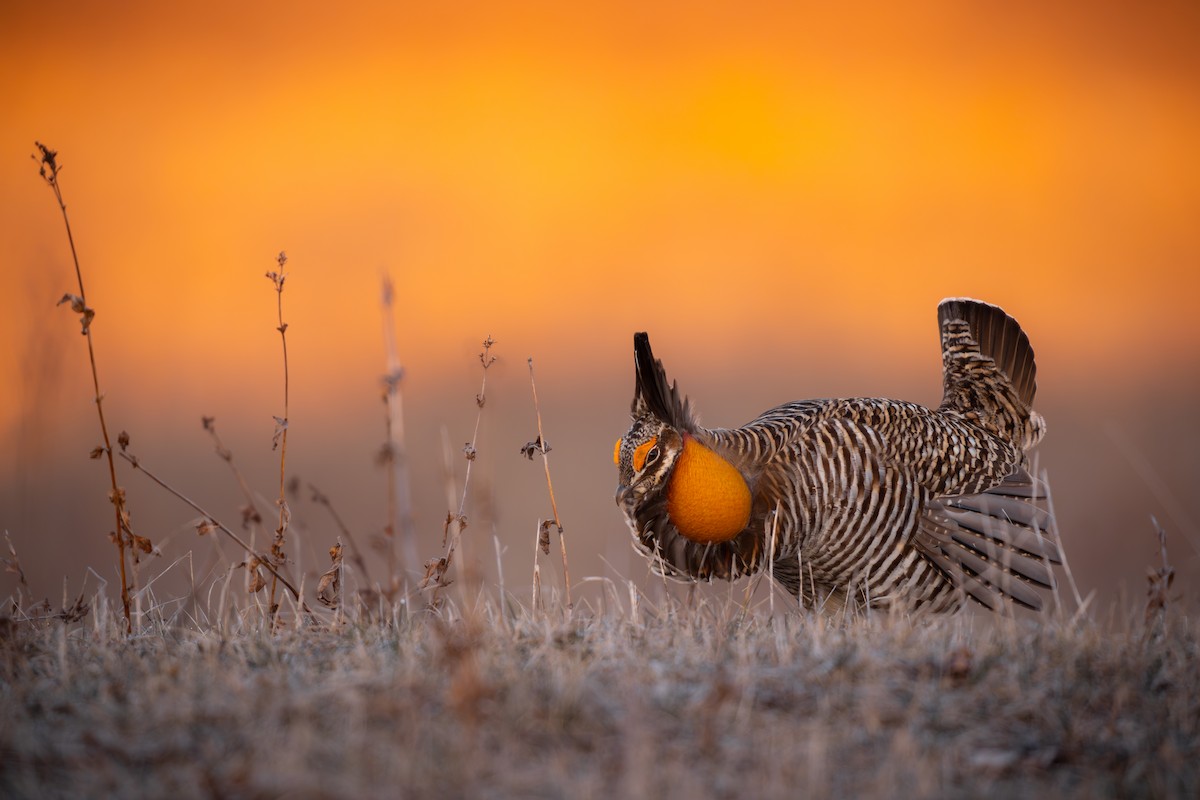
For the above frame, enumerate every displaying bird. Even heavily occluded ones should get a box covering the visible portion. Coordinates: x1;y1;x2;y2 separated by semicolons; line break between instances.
613;298;1061;614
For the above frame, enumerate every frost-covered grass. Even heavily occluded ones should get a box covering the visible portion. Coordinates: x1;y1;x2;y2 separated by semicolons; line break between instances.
2;592;1196;799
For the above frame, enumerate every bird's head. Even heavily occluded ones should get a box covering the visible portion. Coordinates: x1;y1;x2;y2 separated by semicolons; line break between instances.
614;333;750;544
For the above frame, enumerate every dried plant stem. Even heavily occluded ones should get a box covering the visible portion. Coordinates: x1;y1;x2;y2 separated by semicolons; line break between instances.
422;337;496;605
531;520;544;612
458;336;495;524
382;406;398;588
493;534;510;630
527;357;571;610
267;252;291;615
450;337;496;579
116;450;304;605
768;502;780;618
427;426;459;601
35;142;135;633
380;276;417;590
3;532;30;603
202;416;267;542
309;484;371;584
1041;470;1085;614
316;539;345;620
1144;517;1175;632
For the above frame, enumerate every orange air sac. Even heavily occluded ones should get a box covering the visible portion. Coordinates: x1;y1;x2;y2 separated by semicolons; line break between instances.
666;436;751;543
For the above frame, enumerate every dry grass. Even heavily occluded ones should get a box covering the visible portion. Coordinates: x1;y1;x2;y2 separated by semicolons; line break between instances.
13;143;1198;799
1;595;1197;799
266;251;293;619
35;142;141;632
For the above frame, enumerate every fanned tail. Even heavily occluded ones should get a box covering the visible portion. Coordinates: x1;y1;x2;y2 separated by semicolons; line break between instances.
938;298;1037;406
937;298;1043;449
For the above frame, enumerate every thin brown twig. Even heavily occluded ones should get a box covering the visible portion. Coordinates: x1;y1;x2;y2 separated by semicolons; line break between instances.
458;336;496;523
309;484;371;584
531;519;544;613
423;337;496;606
35;142;139;633
266;252;291;617
316;539;344;618
116;449;305;606
1144;517;1175;631
527;357;571;610
201;416;266;544
3;531;30;594
380;275;417;590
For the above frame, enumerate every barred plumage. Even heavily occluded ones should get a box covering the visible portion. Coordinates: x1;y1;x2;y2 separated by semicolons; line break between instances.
614;298;1061;613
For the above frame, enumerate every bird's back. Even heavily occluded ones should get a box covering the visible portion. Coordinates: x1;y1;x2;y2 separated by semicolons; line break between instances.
713;395;1032;611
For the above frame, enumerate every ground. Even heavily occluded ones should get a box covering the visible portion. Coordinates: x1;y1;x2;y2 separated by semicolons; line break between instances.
1;594;1195;799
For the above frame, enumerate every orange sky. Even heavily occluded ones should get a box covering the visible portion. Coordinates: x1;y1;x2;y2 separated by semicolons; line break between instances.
2;1;1199;606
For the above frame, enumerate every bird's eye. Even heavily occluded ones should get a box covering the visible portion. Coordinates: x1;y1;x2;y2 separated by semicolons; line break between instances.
645;446;660;466
632;437;659;472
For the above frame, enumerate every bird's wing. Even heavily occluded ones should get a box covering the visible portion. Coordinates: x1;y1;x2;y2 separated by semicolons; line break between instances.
913;468;1061;611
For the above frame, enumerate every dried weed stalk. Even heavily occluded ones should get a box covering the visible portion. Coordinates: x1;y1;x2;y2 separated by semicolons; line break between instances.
1144;516;1175;632
422;336;496;605
266;251;292;616
379;275;417;591
3;532;33;619
530;519;547;612
201;416;267;546
34;142;145;633
3;532;29;593
116;444;304;607
525;357;571;611
316;540;344;620
309;484;372;585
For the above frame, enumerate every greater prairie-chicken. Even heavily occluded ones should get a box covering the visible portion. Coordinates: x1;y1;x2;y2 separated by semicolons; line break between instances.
614;298;1061;613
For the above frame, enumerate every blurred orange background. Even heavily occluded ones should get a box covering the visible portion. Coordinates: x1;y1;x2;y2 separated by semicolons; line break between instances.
2;0;1198;612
